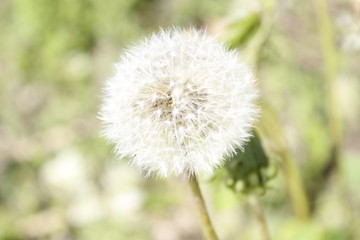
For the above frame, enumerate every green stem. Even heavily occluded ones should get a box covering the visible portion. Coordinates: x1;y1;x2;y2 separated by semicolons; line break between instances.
314;0;342;164
313;2;359;238
282;151;310;219
257;105;310;219
255;0;310;220
251;0;309;219
245;0;277;66
188;174;219;240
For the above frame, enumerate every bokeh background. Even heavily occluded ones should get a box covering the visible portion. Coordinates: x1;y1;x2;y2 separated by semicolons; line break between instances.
0;0;359;239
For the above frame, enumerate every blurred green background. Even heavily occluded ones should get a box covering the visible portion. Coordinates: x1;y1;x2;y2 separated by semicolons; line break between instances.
0;0;359;239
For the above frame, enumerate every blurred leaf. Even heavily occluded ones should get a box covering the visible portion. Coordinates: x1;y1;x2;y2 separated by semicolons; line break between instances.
222;12;261;49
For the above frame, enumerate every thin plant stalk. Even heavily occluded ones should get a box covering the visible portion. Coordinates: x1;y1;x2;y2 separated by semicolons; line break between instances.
281;150;309;219
244;0;310;219
249;196;271;240
188;174;219;240
314;0;343;173
314;0;358;237
256;105;310;219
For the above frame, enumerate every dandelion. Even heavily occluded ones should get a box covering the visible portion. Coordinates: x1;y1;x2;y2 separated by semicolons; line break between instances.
100;27;258;240
100;28;258;178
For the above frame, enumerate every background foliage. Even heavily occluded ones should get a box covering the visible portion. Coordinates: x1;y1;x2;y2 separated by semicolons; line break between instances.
0;0;359;239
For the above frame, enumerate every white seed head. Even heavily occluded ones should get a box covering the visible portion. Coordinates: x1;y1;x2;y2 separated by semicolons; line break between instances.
100;28;259;178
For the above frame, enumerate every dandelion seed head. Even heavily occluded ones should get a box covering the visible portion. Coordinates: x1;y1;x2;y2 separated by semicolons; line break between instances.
100;28;259;178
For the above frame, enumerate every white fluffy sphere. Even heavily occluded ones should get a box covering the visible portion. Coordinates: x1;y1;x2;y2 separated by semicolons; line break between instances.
100;28;258;178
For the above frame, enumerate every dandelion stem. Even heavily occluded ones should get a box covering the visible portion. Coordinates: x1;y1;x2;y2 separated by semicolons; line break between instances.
249;196;272;240
188;174;219;240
